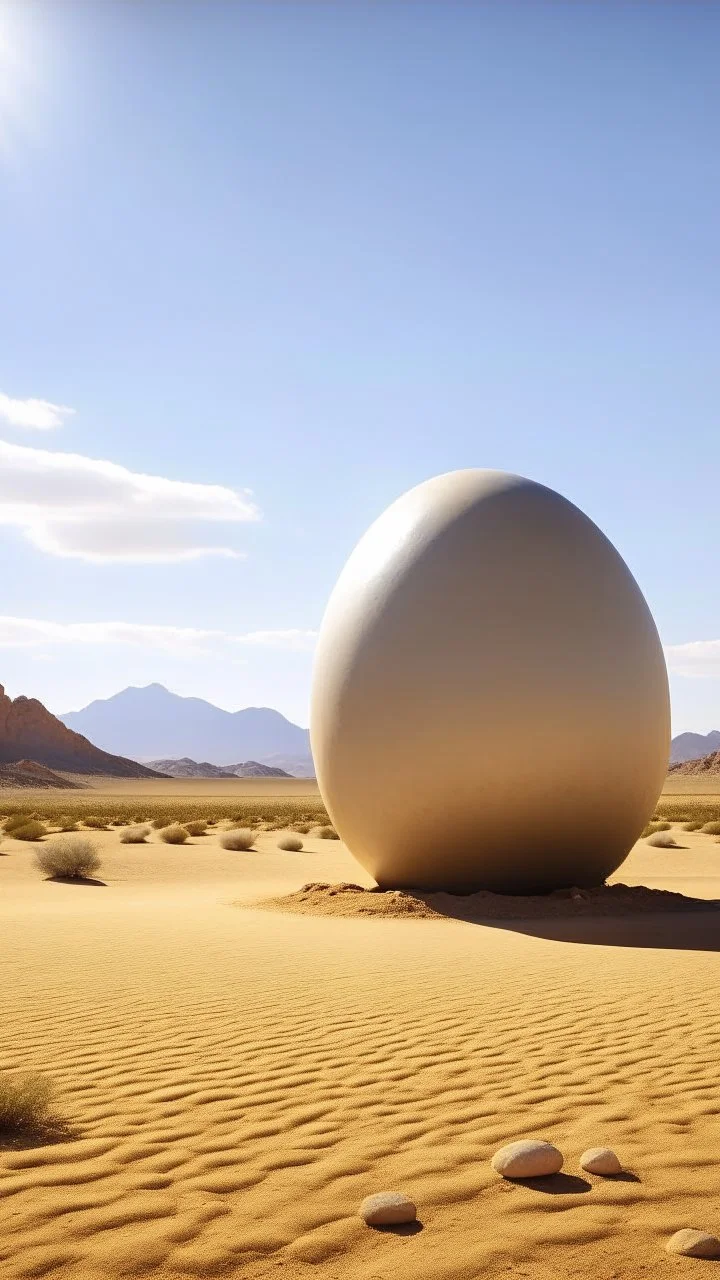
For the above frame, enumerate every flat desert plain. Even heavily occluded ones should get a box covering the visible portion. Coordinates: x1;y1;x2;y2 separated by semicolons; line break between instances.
3;781;720;1280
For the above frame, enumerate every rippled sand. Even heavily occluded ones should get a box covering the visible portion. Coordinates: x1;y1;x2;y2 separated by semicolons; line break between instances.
2;825;720;1278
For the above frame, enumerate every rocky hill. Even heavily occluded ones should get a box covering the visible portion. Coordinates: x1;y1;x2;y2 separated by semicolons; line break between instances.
668;750;720;776
0;685;166;777
147;757;292;779
0;760;85;789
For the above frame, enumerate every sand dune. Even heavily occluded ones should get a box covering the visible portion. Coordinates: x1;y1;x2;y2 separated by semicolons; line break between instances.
3;824;720;1278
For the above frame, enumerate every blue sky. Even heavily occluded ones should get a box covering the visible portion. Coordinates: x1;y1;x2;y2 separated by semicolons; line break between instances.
0;0;718;731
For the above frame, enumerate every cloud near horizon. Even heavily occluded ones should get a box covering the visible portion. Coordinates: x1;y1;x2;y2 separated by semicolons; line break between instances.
0;391;75;430
665;640;720;679
0;440;260;561
0;616;318;655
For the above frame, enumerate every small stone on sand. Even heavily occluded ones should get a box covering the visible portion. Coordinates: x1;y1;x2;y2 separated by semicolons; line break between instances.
491;1140;563;1179
579;1147;622;1176
666;1230;720;1258
359;1192;417;1226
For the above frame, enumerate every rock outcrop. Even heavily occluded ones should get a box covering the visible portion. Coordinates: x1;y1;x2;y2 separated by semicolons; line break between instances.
669;750;720;775
0;685;165;777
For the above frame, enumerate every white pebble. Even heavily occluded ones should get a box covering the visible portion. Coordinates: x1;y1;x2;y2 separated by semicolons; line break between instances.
579;1147;622;1176
666;1230;720;1258
359;1191;417;1226
491;1140;563;1179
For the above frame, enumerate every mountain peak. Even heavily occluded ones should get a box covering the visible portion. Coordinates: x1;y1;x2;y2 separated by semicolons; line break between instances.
59;685;313;771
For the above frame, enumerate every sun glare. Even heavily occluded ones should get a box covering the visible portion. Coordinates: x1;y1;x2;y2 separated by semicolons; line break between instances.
0;2;48;159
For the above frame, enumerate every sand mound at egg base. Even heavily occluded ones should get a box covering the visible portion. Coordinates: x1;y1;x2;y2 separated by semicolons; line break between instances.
256;881;720;921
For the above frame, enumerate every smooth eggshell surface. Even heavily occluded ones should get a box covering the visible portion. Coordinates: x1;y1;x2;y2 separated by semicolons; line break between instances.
310;469;670;893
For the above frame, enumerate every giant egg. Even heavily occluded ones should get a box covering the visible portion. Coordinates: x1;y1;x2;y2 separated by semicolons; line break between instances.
310;470;670;893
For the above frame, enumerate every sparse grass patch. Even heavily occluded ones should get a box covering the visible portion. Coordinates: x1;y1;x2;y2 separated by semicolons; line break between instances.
278;834;303;851
220;828;255;851
35;835;101;880
158;823;189;844
119;824;151;844
13;820;48;842
0;796;329;831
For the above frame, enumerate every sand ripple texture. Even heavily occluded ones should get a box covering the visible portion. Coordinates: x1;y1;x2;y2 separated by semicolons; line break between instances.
3;828;720;1278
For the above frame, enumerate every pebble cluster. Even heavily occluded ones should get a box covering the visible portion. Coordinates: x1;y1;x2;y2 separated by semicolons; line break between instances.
358;1139;719;1257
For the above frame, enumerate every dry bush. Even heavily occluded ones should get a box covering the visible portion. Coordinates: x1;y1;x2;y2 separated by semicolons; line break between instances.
158;824;189;844
314;825;340;840
35;835;101;879
291;822;312;834
13;821;48;842
0;1071;54;1138
683;820;704;831
151;816;168;829
220;828;255;851
640;821;671;837
185;820;207;836
119;824;150;844
701;821;720;835
3;813;32;833
82;815;108;830
56;815;78;832
646;831;678;848
278;834;303;852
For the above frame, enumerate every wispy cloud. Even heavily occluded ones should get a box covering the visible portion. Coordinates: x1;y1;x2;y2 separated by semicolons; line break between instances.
0;440;260;562
0;616;317;655
665;640;720;679
0;392;75;430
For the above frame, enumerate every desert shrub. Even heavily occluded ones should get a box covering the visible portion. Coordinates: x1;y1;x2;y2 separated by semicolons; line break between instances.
119;824;150;844
185;820;207;836
278;834;303;852
82;815;108;830
220;828;255;851
151;816;168;829
291;822;312;834
646;831;678;848
13;821;48;842
314;825;340;840
0;1071;54;1136
35;835;101;879
56;815;78;832
640;821;671;837
701;821;720;835
3;813;32;833
158;824;189;844
683;820;703;831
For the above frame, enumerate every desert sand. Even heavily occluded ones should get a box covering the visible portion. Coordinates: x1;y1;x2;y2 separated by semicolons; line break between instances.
3;810;720;1279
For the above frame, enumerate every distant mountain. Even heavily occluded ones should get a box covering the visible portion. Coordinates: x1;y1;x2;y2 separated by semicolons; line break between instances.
670;730;720;765
147;757;292;779
60;684;314;773
0;759;85;789
0;684;164;778
669;750;720;776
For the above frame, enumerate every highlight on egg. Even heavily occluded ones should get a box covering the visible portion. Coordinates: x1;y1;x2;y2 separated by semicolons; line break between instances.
310;469;670;894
